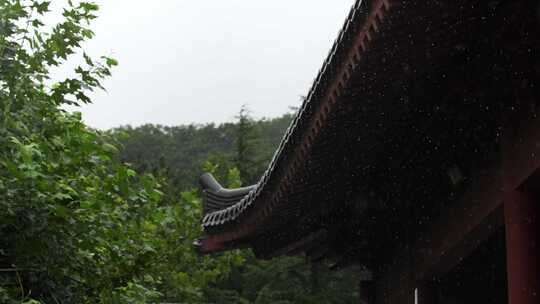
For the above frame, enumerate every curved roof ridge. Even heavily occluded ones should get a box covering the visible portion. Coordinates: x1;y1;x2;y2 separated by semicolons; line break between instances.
200;173;256;216
199;0;391;231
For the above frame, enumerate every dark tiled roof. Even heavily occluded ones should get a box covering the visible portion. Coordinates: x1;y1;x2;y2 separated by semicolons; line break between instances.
200;173;255;221
199;0;392;231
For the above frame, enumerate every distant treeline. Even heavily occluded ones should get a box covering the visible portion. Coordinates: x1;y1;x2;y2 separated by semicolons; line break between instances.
110;111;294;191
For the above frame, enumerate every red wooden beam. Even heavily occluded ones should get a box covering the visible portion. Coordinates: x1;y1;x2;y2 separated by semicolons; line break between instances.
504;189;539;304
502;74;540;304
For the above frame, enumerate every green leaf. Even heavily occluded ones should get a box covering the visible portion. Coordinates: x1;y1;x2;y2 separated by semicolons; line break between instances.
102;143;119;154
126;169;137;177
102;56;118;67
32;19;45;27
35;1;51;14
83;52;94;66
52;205;70;219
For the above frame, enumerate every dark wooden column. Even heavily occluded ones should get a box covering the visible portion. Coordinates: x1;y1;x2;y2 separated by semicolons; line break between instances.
504;189;539;304
359;281;374;304
500;1;540;301
501;39;540;304
502;105;540;304
375;254;415;304
416;280;438;304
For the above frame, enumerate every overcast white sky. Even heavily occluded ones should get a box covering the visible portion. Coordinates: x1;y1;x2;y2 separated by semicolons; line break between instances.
58;1;355;129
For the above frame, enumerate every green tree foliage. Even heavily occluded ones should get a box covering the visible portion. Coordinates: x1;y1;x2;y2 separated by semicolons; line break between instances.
0;1;243;302
207;255;360;304
235;105;258;184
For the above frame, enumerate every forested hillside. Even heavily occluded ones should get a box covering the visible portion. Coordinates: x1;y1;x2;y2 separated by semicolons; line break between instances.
111;109;294;191
0;1;359;303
